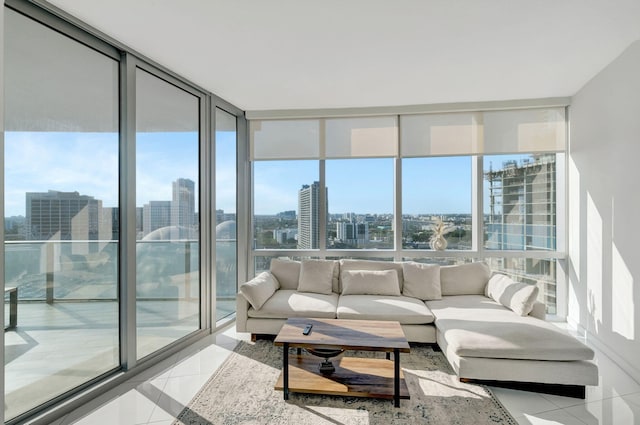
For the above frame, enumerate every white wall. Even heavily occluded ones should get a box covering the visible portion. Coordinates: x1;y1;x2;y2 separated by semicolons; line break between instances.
569;39;640;383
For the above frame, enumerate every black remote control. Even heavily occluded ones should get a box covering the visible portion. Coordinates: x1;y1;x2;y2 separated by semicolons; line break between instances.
302;324;313;335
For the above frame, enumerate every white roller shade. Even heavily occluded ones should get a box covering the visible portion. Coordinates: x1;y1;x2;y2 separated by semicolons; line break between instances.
325;116;398;158
216;108;236;132
4;9;118;133
483;108;566;154
400;112;483;157
401;108;566;156
250;119;320;160
136;69;199;132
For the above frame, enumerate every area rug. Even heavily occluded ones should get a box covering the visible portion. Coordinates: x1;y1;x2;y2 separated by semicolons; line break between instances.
173;340;517;425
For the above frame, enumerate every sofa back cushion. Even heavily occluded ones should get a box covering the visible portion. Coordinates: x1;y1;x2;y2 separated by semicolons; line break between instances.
440;262;491;296
270;258;340;293
486;273;539;316
269;258;301;290
339;259;404;292
402;262;441;300
341;269;401;296
298;259;335;295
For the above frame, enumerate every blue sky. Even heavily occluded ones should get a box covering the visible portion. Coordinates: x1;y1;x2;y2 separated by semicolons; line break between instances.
4;130;238;217
4;131;198;217
253;156;473;215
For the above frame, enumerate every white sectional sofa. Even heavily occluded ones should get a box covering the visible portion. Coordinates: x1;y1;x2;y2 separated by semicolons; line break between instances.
236;258;598;398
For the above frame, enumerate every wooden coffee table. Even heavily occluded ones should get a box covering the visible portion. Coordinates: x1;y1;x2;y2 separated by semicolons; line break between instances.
274;318;410;407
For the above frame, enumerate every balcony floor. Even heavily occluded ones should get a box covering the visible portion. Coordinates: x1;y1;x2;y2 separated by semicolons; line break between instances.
4;299;235;421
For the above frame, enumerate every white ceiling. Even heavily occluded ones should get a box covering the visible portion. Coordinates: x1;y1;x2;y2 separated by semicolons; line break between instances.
47;0;640;112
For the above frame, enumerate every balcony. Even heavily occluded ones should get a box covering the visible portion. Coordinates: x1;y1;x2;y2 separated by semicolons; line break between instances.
3;239;236;421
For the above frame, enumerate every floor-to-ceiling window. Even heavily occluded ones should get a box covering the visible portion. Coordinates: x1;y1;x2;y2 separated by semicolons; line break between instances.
2;2;243;422
135;68;202;360
3;8;119;421
215;108;237;321
249;107;566;315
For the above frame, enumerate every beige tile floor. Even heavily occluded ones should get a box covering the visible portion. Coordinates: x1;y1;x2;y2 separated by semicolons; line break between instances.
41;323;640;425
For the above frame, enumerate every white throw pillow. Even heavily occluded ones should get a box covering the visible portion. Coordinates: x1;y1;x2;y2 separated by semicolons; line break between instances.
402;262;442;300
485;273;513;298
297;259;335;295
239;271;279;310
509;284;539;316
339;259;404;292
486;273;539;316
269;258;300;290
341;269;401;296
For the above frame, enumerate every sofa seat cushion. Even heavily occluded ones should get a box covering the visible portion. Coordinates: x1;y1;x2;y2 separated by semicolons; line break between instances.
247;289;338;319
337;294;435;324
427;295;594;361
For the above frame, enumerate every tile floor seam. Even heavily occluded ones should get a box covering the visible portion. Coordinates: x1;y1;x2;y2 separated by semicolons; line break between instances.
539;393;593;410
561;404;595;425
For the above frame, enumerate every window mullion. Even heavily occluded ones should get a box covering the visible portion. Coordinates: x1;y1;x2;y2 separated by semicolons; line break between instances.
119;52;137;370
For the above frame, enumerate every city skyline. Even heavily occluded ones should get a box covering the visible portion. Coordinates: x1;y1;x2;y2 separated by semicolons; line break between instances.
3;130;240;217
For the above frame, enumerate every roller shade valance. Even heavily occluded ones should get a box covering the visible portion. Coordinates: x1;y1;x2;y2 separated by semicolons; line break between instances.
400;107;566;157
250;116;398;160
250;107;566;160
325;116;398;158
482;108;566;154
400;112;483;157
250;119;320;160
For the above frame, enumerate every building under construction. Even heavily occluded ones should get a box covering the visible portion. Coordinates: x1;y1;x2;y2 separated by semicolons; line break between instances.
484;153;558;313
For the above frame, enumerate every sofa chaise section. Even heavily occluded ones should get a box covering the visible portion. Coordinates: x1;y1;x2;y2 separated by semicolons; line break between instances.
427;294;598;397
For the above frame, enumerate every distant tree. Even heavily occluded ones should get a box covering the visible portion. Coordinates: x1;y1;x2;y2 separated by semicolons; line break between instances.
257;231;278;248
411;231;432;242
449;228;466;238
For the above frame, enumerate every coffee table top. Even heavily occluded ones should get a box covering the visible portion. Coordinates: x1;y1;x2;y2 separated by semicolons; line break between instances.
274;318;410;352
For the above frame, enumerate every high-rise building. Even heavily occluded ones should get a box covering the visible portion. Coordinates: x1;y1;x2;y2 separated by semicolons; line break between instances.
172;178;195;229
143;201;171;236
136;207;144;237
274;228;298;244
336;221;369;247
25;190;102;241
297;181;326;249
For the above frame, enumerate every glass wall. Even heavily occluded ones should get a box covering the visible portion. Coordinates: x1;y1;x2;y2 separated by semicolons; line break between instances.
135;68;201;360
250;108;566;314
215;108;237;321
2;2;242;422
3;8;119;421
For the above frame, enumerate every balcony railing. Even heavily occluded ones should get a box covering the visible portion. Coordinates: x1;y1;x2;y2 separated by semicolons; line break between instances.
4;239;237;305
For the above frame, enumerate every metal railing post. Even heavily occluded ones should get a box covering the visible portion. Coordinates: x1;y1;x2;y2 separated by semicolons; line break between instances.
184;241;191;301
46;242;54;304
